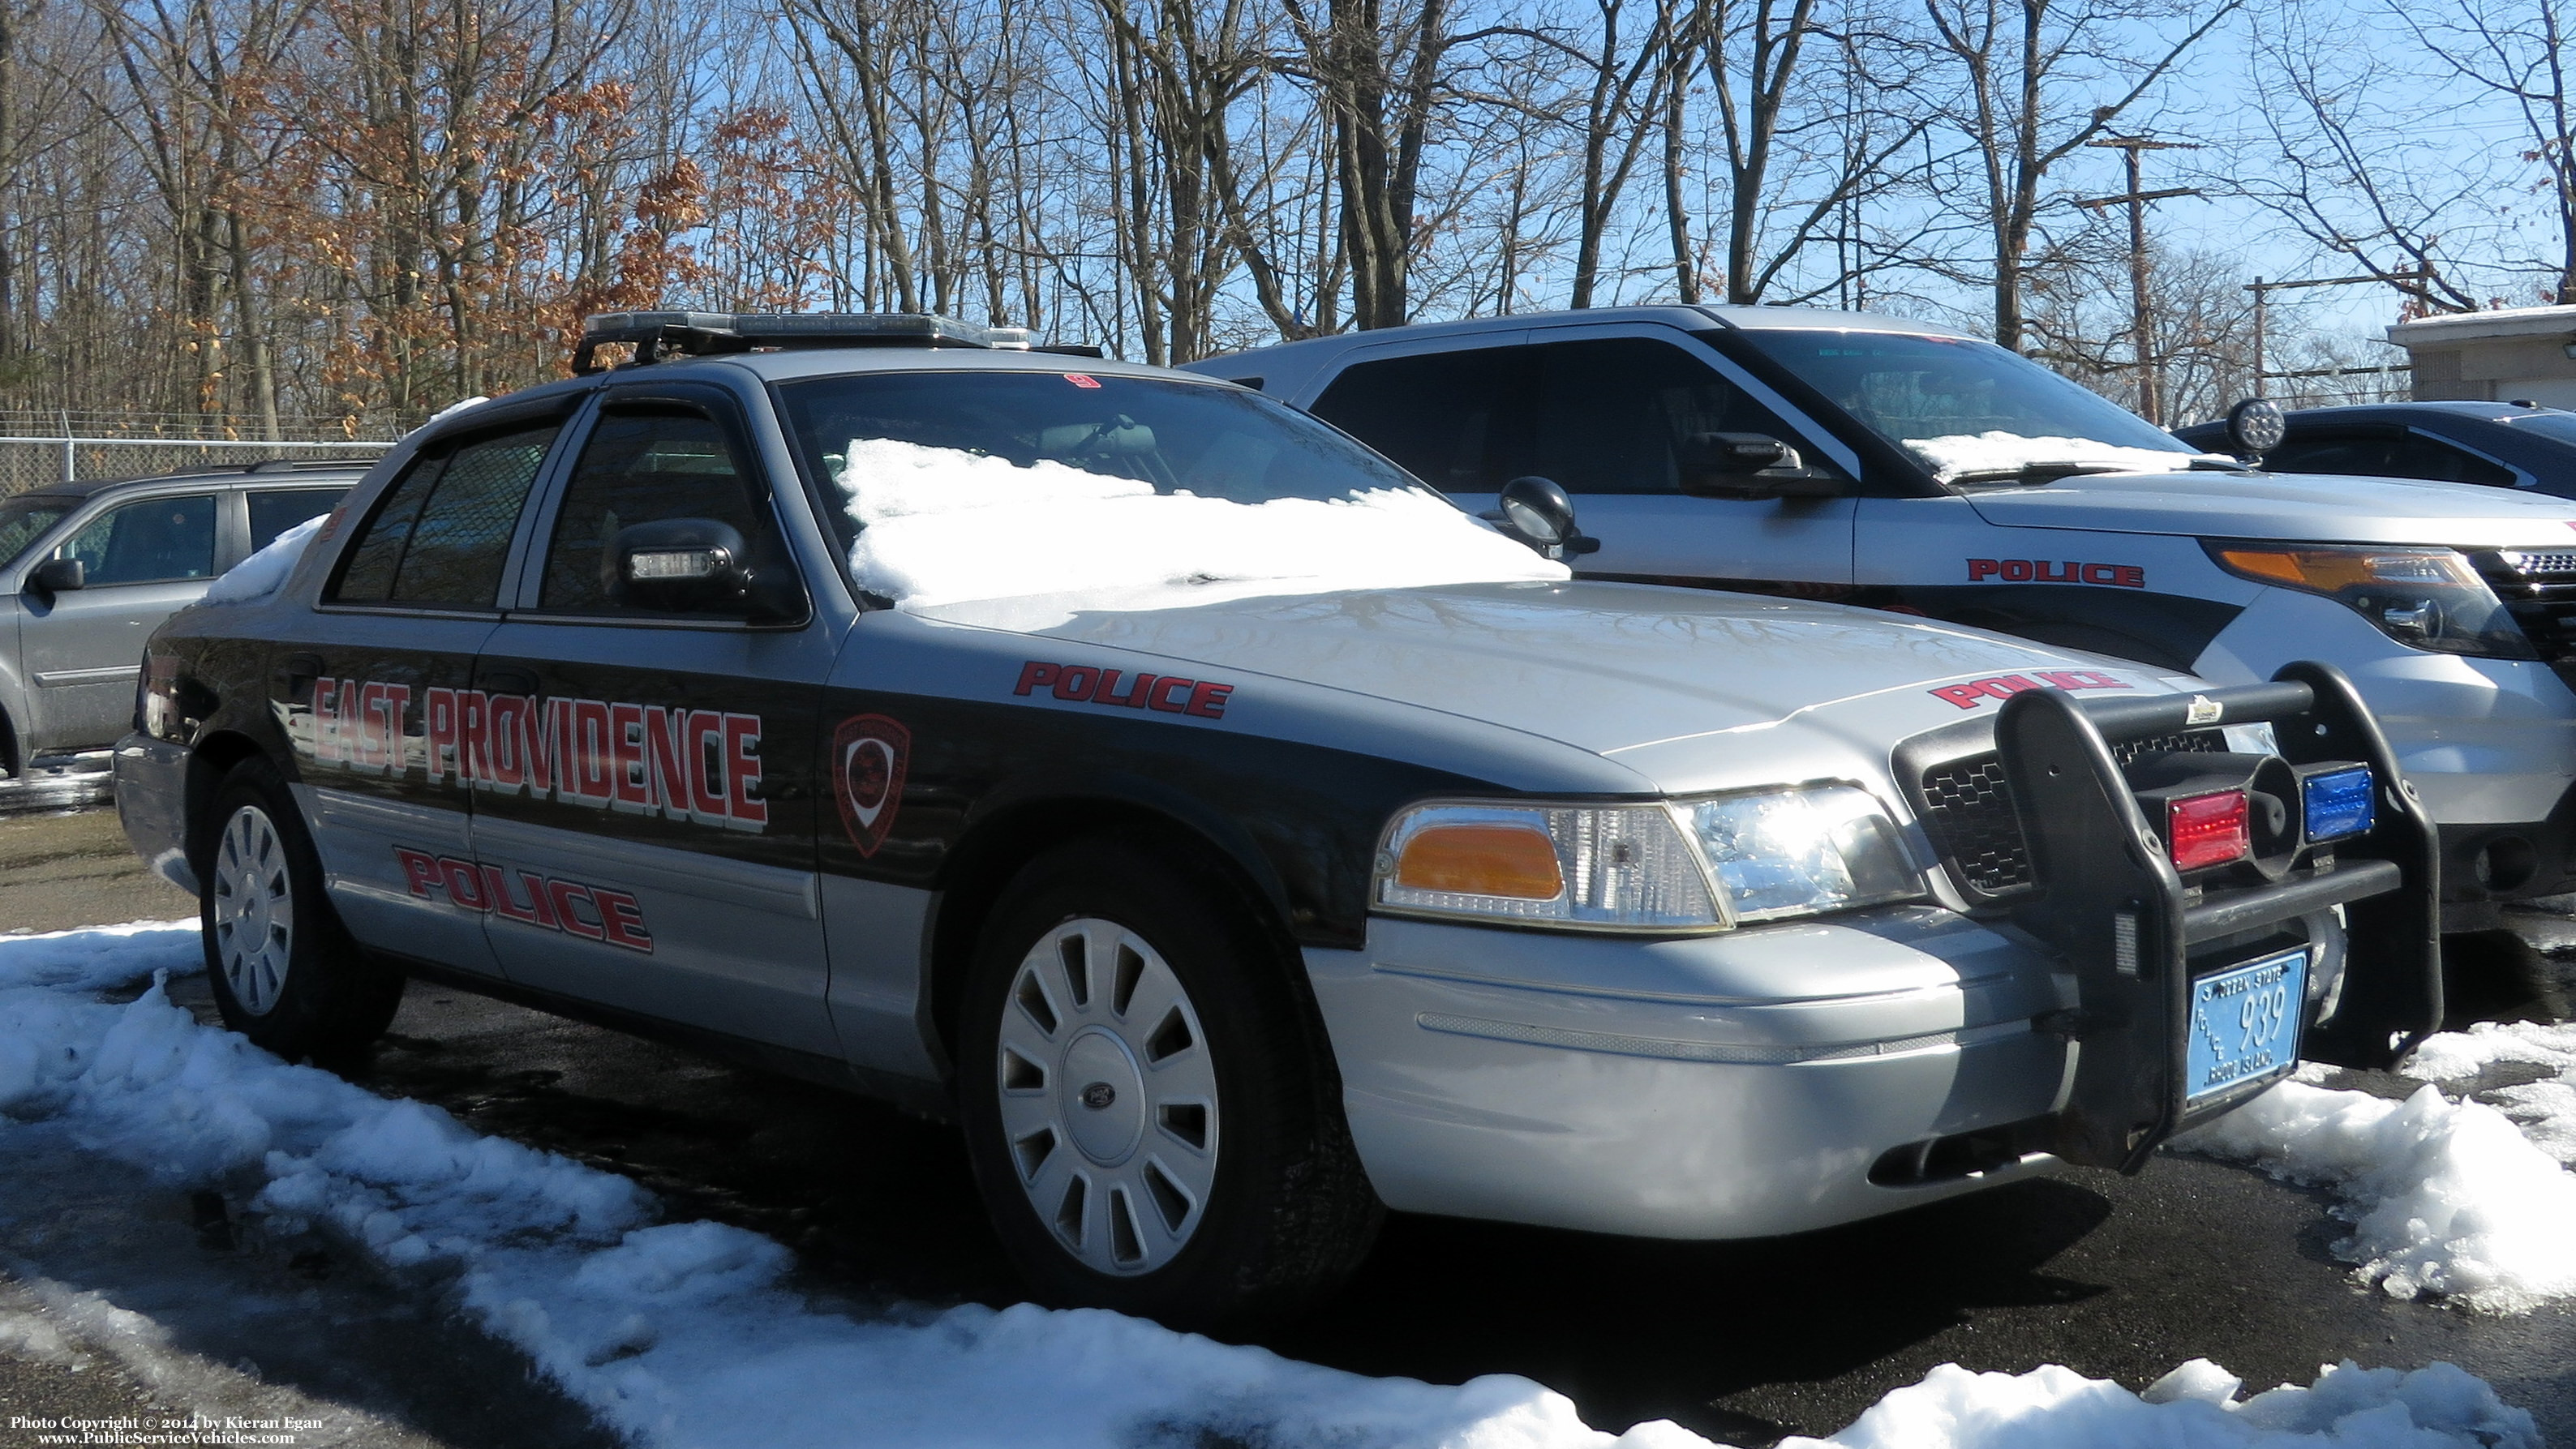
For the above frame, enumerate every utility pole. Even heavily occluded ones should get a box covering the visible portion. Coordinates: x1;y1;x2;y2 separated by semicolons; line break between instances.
2243;268;2430;399
2076;137;2200;426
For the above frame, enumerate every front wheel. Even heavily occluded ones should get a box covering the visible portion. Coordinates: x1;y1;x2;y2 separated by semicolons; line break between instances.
958;839;1381;1327
200;757;403;1064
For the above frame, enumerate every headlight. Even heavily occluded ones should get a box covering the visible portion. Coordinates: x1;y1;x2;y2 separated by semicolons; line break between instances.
2205;542;2535;658
1374;786;1922;933
1687;786;1923;922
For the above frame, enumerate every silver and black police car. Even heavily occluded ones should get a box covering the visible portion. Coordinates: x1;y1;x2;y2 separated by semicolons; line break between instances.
115;312;2441;1326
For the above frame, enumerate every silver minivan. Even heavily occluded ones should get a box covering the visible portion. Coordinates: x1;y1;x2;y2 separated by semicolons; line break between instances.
0;461;360;775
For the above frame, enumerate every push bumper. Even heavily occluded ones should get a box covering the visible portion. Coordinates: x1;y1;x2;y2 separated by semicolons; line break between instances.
1303;907;2078;1240
113;731;197;896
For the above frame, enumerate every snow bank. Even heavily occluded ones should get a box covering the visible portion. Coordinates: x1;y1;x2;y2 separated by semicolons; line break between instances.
2175;1078;2576;1314
1904;432;2209;480
1780;1358;2535;1449
0;924;2541;1449
200;514;324;605
2402;1020;2576;1164
835;438;1565;608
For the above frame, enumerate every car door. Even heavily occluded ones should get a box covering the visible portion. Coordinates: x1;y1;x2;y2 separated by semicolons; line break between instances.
470;384;838;1060
1307;324;1862;590
277;409;569;976
20;489;221;752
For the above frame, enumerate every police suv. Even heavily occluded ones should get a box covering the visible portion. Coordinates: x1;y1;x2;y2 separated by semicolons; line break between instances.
1191;308;2576;929
118;312;2437;1325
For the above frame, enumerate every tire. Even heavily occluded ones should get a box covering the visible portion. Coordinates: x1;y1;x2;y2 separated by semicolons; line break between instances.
957;838;1382;1328
198;757;404;1065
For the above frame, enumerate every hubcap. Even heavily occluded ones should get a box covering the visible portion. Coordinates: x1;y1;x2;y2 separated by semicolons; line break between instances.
211;804;293;1016
994;918;1218;1277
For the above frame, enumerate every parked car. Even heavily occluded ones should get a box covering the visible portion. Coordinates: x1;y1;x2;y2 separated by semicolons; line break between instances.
117;312;2434;1326
0;461;362;776
2173;401;2576;496
1191;309;2576;931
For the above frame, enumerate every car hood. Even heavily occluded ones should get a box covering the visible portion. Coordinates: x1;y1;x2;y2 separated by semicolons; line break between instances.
1964;468;2576;547
915;579;2185;762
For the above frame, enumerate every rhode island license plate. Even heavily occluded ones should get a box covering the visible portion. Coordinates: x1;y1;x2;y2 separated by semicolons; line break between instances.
2185;947;2309;1103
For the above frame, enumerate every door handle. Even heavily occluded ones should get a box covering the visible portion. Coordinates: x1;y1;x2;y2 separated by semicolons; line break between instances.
478;665;541;697
273;652;323;705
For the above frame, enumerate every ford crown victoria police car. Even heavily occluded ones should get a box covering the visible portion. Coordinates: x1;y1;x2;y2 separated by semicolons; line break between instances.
117;313;2439;1324
1192;308;2576;928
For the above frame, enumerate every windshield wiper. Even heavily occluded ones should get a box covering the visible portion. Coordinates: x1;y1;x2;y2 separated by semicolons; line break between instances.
1947;461;2135;487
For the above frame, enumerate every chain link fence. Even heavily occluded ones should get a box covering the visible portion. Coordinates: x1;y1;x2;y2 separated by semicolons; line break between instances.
0;413;397;495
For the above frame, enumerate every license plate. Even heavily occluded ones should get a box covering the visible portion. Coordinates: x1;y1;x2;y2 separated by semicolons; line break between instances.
2185;947;2308;1102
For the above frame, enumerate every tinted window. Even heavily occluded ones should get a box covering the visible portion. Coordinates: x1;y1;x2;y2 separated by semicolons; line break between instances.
539;407;788;615
248;488;346;551
0;495;69;569
2398;435;2517;487
1526;338;1827;494
2260;435;2404;478
57;494;217;585
331;425;556;607
1310;347;1532;490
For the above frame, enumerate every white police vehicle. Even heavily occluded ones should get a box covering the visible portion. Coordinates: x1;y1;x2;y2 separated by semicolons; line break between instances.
117;312;2436;1325
1193;307;2576;928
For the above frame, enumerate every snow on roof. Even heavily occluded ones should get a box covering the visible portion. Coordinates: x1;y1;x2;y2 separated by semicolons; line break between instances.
834;438;1566;609
1904;431;2205;480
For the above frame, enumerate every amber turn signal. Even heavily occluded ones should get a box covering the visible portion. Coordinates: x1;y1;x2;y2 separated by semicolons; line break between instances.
1393;823;1565;900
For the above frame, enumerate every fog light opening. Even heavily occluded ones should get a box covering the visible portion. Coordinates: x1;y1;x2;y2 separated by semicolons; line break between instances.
2475;835;2539;894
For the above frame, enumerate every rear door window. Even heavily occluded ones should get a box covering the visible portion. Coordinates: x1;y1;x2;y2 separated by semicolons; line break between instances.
248;487;348;551
1310;347;1534;491
330;424;558;608
56;494;218;585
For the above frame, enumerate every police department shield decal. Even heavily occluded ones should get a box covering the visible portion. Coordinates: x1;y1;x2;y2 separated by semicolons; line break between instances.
833;714;912;856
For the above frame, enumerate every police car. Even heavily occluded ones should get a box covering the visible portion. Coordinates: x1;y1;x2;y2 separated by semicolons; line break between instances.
1191;308;2576;931
116;312;2438;1326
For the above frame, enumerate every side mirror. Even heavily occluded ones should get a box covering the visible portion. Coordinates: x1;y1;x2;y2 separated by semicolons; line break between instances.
1677;432;1842;499
1485;476;1601;562
29;557;84;594
2226;397;2286;461
612;518;754;613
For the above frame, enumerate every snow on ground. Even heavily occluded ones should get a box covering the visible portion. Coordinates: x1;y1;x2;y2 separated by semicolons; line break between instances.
200;514;324;605
833;438;1564;608
2401;1020;2576;1164
1902;431;2212;480
0;924;2542;1449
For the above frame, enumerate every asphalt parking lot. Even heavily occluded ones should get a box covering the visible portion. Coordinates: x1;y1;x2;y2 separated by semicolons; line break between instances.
2;803;2571;1447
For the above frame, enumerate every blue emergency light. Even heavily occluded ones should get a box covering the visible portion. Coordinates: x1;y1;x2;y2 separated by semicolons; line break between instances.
2299;765;2376;842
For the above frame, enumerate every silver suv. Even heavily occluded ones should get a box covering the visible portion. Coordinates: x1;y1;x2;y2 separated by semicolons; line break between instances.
1;462;358;774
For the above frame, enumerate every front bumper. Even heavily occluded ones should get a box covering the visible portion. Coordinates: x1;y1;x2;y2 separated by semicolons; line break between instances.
1305;907;2076;1239
113;731;196;896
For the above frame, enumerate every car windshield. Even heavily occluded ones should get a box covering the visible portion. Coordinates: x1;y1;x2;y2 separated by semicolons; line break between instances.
776;369;1564;608
1735;329;2205;481
0;495;69;569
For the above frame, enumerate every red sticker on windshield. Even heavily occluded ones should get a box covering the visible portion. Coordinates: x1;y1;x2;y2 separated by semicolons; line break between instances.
1064;374;1101;388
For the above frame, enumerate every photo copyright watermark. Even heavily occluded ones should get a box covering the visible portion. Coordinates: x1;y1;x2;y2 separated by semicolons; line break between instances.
6;1416;320;1446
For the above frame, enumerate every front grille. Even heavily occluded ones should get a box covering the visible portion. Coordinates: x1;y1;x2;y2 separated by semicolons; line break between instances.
2475;550;2576;675
1916;730;2226;898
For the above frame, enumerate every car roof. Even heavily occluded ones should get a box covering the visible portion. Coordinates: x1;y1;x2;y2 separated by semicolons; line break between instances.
2200;401;2564;428
1185;303;1976;373
6;459;371;504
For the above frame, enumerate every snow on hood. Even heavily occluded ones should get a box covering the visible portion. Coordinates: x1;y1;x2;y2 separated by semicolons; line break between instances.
1907;431;2214;479
0;924;2546;1449
199;514;323;605
1963;467;2576;546
834;438;1565;608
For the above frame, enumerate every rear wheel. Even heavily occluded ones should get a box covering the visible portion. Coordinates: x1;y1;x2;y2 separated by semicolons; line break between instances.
958;839;1381;1327
200;757;403;1064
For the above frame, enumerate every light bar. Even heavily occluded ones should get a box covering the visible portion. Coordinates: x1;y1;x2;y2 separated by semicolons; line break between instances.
581;311;1002;349
2167;791;2252;872
2299;764;2376;842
